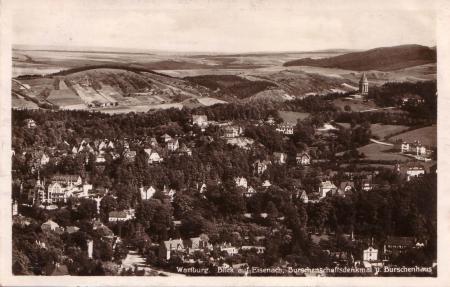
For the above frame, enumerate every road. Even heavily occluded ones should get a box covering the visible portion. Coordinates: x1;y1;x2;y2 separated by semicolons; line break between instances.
120;250;185;277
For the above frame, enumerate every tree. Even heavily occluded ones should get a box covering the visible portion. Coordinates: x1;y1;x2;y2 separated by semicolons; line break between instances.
100;195;118;220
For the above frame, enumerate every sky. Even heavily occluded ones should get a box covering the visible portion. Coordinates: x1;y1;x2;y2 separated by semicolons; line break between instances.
9;0;437;53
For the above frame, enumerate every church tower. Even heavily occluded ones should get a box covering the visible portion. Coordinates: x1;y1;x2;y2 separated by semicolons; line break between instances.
359;73;369;95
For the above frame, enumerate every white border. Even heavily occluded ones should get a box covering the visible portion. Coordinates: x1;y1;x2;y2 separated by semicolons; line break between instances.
1;0;449;286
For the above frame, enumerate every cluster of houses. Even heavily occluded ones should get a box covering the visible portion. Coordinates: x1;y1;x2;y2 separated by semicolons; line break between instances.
160;234;266;263
397;140;432;161
27;174;93;206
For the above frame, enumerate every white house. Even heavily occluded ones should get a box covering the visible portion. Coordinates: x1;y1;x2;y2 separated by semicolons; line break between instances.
235;177;248;189
406;166;425;181
296;152;311;166
363;246;378;262
220;244;239;256
276;123;294;135
192;115;208;128
140;186;156;200
319;181;337;198
167;139;179;151
223;125;243;138
273;152;287;164
40;153;50;166
41;220;60;232
299;190;308;203
253;160;270;175
24;118;36;128
109;210;135;222
262;180;271;188
243;186;257;197
161;238;185;260
240;246;266;254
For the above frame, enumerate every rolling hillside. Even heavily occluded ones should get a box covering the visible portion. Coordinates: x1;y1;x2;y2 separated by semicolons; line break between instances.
283;45;436;71
12;66;216;111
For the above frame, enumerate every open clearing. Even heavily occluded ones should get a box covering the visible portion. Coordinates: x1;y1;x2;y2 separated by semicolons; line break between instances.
332;98;379;112
278;111;310;123
335;123;410;139
357;143;409;161
389;125;437;147
370;124;410;139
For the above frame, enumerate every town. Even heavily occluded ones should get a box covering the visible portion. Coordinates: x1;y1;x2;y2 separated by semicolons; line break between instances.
11;72;437;277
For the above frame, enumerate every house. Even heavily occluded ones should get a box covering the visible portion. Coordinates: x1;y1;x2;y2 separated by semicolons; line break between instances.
400;141;429;156
273;152;287;164
276;123;294;135
96;154;106;163
177;144;192;156
262;180;271;188
40;153;50;166
339;181;355;193
296;152;311;166
240;246;266;254
235;177;248;189
363;246;378;262
319;181;337;198
161;134;173;143
41;220;61;232
243;186;257;197
163;186;176;202
400;94;424;106
406;165;425;181
24;118;36;128
109;210;135;222
186;234;212;254
400;142;410;153
223;125;243;138
160;238;185;260
361;178;373;191
220;243;239;256
150;137;159;147
66;226;80;234
383;236;420;259
140;186;156;200
167;138;179;151
266;116;275;125
50;174;82;187
329;188;346;198
253;160;270;175
145;149;163;163
192;115;208;128
47;182;71;203
299;190;308;203
123;150;137;161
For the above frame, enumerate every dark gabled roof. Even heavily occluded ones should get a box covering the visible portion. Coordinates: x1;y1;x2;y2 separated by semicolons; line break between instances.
339;181;354;190
385;236;415;247
51;174;80;182
109;211;127;218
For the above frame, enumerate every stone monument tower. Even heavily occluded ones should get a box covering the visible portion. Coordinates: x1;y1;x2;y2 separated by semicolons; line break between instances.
359;72;369;95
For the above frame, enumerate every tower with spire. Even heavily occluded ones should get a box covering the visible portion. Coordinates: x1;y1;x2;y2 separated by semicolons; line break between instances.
359;72;369;95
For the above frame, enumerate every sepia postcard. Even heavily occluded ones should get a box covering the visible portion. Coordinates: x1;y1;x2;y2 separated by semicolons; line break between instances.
0;0;449;286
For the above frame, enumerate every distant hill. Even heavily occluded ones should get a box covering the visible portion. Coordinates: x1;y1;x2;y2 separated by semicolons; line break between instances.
283;45;436;71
